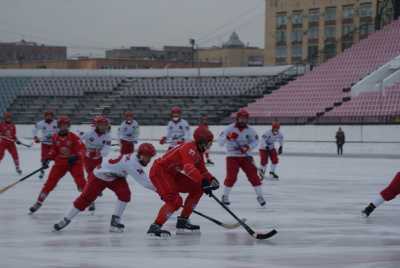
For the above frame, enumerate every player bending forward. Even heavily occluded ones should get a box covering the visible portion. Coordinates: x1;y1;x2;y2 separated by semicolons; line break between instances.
218;109;265;207
259;121;283;180
362;171;400;217
53;143;157;232
29;116;86;214
0;112;22;174
159;106;191;150
148;127;219;237
32;111;58;179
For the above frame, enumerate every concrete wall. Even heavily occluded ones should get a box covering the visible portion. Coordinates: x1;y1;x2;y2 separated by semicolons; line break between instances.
16;124;400;143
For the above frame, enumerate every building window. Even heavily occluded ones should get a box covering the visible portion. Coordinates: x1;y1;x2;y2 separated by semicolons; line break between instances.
360;23;374;36
309;9;320;23
324;26;336;39
359;3;373;17
324;44;336;59
292;46;302;58
342;24;353;39
308;27;319;39
325;7;336;21
276;14;288;27
276;46;287;58
291;30;303;43
308;46;319;61
343;5;354;19
276;30;287;43
292;12;303;26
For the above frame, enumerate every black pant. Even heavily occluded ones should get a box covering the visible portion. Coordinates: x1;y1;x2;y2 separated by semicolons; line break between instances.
337;144;343;155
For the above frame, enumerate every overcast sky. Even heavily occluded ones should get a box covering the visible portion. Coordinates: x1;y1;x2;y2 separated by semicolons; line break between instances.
0;0;265;57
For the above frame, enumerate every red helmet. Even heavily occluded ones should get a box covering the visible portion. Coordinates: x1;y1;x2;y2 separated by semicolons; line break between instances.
44;111;54;117
3;112;12;119
236;109;249;119
138;143;157;157
171;106;182;115
272;121;280;130
93;115;109;125
124;111;134;118
57;116;71;126
194;126;214;144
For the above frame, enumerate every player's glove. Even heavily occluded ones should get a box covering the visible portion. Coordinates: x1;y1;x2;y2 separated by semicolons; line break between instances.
278;146;283;155
67;155;78;166
240;145;250;154
226;132;239;141
33;136;41;143
202;177;220;197
159;136;167;145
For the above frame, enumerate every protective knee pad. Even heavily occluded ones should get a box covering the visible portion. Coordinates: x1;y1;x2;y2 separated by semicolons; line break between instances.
164;194;183;211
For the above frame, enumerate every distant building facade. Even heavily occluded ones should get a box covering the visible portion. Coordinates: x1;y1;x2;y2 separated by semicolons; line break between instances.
0;40;66;64
264;0;395;65
106;46;194;62
196;32;264;67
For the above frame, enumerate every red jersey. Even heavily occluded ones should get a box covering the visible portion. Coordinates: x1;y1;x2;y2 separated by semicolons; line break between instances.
155;141;213;183
47;132;83;164
0;122;17;143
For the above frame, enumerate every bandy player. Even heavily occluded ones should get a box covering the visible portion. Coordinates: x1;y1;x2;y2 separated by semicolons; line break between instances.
53;143;157;233
32;111;58;179
218;109;265;207
118;111;139;155
159;107;191;150
79;115;112;211
259;121;284;180
362;171;400;217
0;112;22;174
29;116;86;214
148;127;219;237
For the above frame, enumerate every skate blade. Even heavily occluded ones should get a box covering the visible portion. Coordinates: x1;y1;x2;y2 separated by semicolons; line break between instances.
175;229;201;235
147;233;171;239
109;226;124;233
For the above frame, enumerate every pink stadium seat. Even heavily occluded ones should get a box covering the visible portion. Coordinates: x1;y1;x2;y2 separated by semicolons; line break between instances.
242;19;400;122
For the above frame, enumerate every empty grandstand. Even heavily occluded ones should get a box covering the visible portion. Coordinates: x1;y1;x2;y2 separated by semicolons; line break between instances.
0;66;294;125
243;19;400;125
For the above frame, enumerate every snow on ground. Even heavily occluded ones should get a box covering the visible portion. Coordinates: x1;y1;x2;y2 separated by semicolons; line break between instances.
1;145;400;268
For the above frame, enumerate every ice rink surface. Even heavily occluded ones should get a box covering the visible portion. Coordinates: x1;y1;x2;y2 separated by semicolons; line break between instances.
1;146;400;268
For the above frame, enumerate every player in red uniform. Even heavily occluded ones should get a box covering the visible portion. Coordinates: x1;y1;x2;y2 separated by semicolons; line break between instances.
147;127;219;237
29;116;86;214
362;171;400;217
198;114;214;166
0;112;22;174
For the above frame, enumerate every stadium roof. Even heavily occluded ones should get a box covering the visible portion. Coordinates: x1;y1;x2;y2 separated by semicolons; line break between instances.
0;65;293;78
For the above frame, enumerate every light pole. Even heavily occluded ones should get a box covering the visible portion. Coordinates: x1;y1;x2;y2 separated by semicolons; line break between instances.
189;38;195;67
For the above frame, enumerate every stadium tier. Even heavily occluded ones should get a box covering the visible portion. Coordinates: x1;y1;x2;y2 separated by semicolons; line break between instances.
242;19;400;124
0;67;294;125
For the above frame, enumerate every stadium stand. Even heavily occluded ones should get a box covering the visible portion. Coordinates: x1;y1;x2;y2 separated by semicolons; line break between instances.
321;81;400;124
1;66;294;125
0;77;30;115
242;19;400;124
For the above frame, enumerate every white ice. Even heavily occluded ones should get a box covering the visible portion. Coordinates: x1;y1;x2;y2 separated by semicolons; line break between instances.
1;145;400;268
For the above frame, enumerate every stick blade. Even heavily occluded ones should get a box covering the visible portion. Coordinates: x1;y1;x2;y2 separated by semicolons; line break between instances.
254;229;278;240
0;181;18;194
